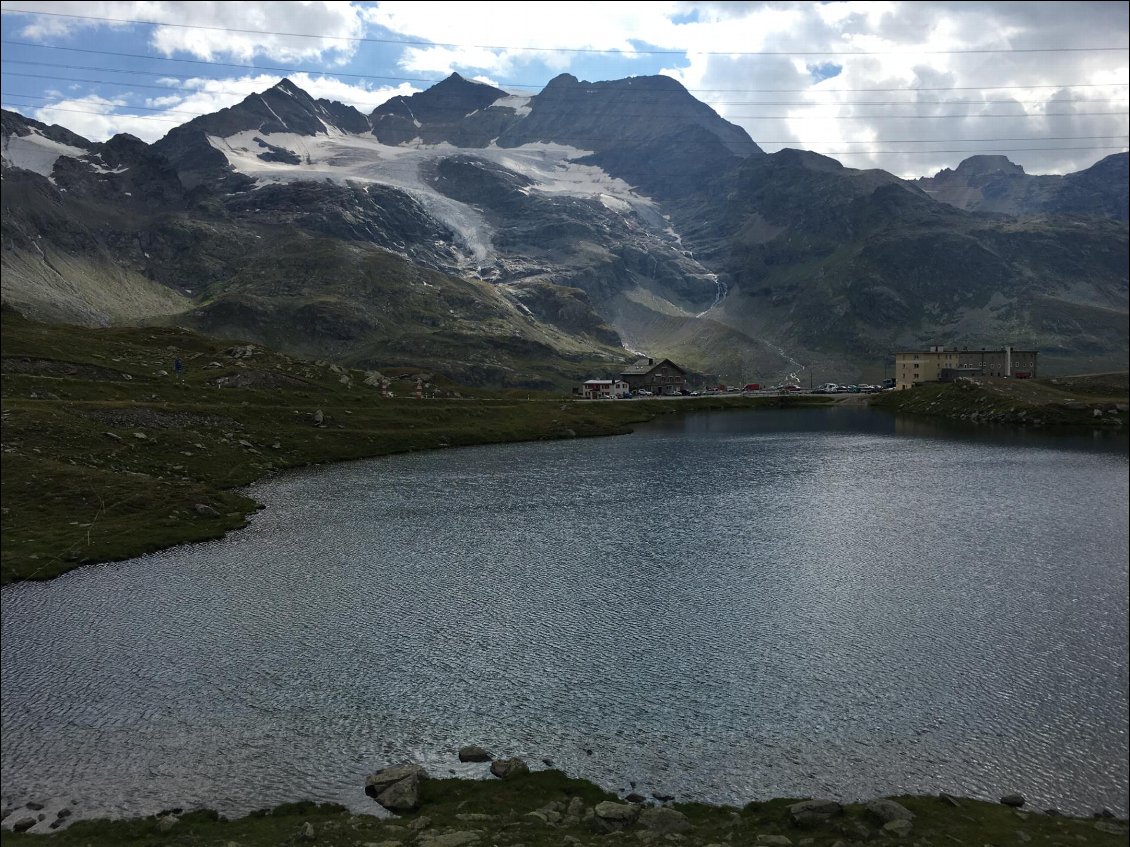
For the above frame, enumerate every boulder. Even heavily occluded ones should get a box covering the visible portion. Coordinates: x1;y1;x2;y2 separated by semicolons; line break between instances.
458;745;492;763
592;800;640;833
489;757;529;779
1000;794;1026;808
638;806;691;834
756;836;793;846
789;799;842;827
625;792;646;804
421;832;481;847
365;763;428;812
865;799;914;824
882;819;914;838
194;503;220;517
11;817;37;833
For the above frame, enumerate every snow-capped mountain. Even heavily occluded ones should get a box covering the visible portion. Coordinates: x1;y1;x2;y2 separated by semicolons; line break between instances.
2;75;1127;383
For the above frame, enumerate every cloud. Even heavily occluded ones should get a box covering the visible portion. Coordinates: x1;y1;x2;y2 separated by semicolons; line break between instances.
5;1;1126;175
5;0;368;63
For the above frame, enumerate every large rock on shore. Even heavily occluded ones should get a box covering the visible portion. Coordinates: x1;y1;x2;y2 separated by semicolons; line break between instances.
592;800;640;833
458;745;492;763
365;764;428;812
638;806;691;834
865;798;914;824
489;757;529;779
789;799;843;827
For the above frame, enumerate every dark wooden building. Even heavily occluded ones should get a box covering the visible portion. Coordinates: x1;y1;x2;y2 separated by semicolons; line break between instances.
620;358;687;395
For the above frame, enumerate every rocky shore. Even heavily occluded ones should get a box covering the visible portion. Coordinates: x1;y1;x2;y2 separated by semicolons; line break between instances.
3;751;1126;846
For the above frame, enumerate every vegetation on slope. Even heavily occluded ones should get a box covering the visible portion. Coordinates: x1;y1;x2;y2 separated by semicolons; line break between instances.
870;374;1128;428
0;309;816;583
2;770;1125;846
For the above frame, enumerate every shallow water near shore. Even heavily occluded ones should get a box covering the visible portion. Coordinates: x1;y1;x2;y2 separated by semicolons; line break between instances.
2;407;1127;823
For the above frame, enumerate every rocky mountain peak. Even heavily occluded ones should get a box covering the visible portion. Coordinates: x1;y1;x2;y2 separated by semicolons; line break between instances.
952;155;1026;177
369;73;510;146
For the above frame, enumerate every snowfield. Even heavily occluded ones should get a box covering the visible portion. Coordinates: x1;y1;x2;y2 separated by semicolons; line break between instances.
1;126;89;182
206;129;657;269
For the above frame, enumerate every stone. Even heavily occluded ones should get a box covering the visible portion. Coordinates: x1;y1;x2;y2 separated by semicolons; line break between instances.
652;793;675;803
938;792;961;807
756;836;792;846
408;815;432;830
489;757;529;779
1000;794;1026;808
1095;821;1129;835
194;503;220;517
365;764;427;812
25;803;44;811
625;793;646;804
299;820;315;839
1097;807;1116;818
11;817;37;832
458;745;492;763
375;773;421;812
865;799;914;824
313;409;324;426
788;799;842;827
638;806;691;835
593;800;640;833
156;816;178;832
420;832;480;847
882;819;913;838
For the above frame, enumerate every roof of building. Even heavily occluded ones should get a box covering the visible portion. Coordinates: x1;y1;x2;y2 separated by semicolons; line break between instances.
621;357;686;375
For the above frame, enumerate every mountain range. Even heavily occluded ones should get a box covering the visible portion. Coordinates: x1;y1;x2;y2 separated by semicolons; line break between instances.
2;73;1127;386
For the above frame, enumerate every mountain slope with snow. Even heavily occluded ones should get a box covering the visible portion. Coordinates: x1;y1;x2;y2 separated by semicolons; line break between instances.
1;73;1127;382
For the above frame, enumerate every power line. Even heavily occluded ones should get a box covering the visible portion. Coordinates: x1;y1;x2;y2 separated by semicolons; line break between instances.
7;93;1126;148
5;100;1128;160
3;39;1127;95
1;6;1127;56
6;61;1128;107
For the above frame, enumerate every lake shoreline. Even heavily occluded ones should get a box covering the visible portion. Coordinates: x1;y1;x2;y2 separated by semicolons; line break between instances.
2;769;1126;843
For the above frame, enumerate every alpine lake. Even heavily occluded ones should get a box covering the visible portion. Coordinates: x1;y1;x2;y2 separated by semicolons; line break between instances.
2;406;1127;826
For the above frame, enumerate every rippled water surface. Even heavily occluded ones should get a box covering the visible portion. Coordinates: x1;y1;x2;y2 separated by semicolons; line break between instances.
2;408;1128;821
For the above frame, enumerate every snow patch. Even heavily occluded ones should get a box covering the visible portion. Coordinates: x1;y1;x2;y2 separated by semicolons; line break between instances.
491;95;532;117
1;127;88;181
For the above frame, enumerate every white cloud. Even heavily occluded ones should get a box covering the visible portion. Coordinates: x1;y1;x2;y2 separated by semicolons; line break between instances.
6;0;367;63
5;1;1126;175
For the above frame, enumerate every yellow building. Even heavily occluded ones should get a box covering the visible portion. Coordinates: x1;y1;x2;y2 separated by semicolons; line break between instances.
895;346;1039;390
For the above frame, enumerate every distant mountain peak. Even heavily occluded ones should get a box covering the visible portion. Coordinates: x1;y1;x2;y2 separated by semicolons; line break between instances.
952;155;1025;177
271;78;308;97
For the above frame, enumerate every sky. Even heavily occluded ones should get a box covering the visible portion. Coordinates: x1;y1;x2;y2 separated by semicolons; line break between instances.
0;1;1127;179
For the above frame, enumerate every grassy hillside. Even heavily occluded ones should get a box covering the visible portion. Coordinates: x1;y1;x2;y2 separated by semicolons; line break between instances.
871;373;1128;428
0;309;813;583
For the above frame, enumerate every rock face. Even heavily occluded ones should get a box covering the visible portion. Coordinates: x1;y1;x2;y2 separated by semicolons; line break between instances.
488;757;529;779
915;153;1129;221
364;763;428;812
458;745;492;763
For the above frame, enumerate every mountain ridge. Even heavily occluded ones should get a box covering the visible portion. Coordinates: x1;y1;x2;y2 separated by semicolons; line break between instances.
2;75;1126;384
